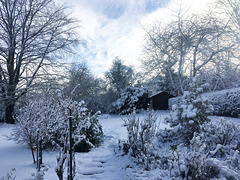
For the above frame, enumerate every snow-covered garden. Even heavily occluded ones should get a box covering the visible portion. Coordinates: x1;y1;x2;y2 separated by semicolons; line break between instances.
1;112;240;179
1;79;240;180
1;0;240;179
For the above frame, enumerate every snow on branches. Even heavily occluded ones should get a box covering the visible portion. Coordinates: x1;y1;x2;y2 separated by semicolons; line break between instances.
165;77;213;144
11;86;103;178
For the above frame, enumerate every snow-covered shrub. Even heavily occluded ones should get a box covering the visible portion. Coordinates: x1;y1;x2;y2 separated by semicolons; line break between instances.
191;130;240;180
181;119;240;179
169;87;240;118
12;88;103;162
168;96;181;110
12;93;66;158
166;136;210;179
165;133;240;180
206;88;240;117
182;135;213;180
123;110;157;170
165;78;213;144
200;117;240;154
156;82;240;179
110;86;149;115
74;111;103;152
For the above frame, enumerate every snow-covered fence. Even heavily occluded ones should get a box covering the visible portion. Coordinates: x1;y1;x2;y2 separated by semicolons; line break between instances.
169;88;240;117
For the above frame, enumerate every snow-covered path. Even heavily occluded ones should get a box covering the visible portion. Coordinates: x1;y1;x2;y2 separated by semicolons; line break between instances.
75;114;128;179
74;112;170;180
75;137;124;179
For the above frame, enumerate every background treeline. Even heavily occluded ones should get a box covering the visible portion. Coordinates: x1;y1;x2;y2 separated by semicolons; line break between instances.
1;0;240;122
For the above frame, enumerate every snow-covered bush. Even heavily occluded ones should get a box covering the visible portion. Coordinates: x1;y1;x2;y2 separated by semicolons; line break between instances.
12;88;103;162
32;164;48;180
166;135;211;179
182;135;213;180
74;111;103;152
122;110;157;170
165;78;213;144
161;132;240;180
206;88;240;117
189;123;240;180
168;96;181;110
169;87;240;118
110;86;149;115
11;93;65;164
200;117;240;156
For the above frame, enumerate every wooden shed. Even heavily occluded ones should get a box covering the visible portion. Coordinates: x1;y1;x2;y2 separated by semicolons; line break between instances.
149;91;174;110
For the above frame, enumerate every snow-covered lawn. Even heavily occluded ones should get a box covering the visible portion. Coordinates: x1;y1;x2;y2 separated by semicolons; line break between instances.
0;111;239;179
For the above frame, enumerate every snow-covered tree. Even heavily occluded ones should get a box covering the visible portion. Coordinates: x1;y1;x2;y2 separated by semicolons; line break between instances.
110;86;149;115
165;78;213;144
11;86;103;177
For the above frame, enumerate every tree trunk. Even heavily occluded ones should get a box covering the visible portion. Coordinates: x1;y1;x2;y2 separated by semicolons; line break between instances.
38;140;43;171
56;172;63;180
29;136;36;164
5;103;15;124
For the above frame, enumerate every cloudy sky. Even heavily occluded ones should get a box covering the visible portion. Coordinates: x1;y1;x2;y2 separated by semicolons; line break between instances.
61;0;212;77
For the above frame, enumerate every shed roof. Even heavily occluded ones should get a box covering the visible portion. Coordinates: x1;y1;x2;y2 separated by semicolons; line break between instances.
149;91;165;98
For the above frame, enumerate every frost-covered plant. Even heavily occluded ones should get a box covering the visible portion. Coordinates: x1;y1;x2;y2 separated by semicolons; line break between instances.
206;88;240;117
12;90;67;164
165;77;213;144
11;86;103;178
182;134;211;180
200;117;240;155
110;86;149;115
197;117;240;177
169;88;240;118
74;111;103;152
167;133;240;180
123;109;157;170
168;134;220;180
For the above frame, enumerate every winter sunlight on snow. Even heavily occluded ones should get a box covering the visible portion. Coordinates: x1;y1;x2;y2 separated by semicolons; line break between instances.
1;0;240;179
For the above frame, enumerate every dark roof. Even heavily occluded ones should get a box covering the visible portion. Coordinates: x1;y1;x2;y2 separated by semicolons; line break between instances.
149;91;168;98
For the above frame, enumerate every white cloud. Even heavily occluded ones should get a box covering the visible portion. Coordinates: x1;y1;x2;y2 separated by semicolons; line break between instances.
61;0;214;77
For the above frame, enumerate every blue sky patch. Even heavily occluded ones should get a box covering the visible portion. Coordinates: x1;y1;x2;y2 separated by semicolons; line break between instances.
103;2;126;19
145;0;170;13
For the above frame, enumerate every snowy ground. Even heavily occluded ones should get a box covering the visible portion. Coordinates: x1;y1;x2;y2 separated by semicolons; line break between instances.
0;111;169;180
0;111;239;179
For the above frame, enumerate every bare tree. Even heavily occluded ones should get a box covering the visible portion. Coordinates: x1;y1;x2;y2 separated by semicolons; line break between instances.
217;0;240;40
64;62;104;112
141;8;229;95
0;0;79;123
